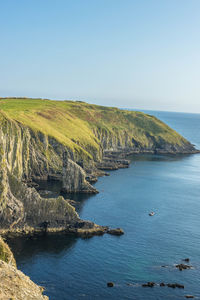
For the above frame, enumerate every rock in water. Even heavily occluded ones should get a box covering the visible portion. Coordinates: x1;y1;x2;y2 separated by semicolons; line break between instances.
175;264;192;271
107;282;114;287
183;258;190;262
142;282;155;287
160;282;165;287
107;228;124;236
167;283;184;289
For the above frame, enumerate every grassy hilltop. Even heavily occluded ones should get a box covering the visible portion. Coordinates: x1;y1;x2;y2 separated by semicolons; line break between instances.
0;97;192;160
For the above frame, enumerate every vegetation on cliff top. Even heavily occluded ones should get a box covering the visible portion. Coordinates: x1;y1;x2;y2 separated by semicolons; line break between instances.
0;98;191;159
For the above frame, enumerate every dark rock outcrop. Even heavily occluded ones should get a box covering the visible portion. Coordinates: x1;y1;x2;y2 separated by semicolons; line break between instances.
160;282;165;287
107;228;124;236
167;283;184;289
183;258;190;262
142;282;155;288
107;282;114;287
175;264;192;271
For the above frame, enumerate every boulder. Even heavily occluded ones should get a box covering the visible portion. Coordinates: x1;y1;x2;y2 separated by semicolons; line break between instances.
107;282;114;287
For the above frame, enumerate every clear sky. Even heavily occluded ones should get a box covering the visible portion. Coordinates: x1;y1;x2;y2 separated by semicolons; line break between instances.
0;0;200;112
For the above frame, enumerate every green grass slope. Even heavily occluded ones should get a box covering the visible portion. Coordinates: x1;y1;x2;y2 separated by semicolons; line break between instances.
0;98;193;159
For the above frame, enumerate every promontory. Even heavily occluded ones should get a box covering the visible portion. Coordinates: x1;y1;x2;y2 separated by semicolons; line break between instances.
0;97;197;235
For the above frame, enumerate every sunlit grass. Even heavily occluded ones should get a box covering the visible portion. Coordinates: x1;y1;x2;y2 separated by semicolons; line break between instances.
0;98;188;159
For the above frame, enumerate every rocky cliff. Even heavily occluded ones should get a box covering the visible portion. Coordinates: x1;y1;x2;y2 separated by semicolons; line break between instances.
0;98;198;234
0;237;48;299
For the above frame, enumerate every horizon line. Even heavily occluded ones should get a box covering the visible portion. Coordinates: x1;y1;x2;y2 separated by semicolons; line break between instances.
0;95;199;115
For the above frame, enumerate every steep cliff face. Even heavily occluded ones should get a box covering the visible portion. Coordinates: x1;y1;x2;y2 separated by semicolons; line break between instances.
91;113;195;155
0;114;63;181
0;121;81;232
62;152;98;193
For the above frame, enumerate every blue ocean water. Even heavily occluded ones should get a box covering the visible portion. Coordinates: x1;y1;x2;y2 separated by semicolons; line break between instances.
7;111;200;300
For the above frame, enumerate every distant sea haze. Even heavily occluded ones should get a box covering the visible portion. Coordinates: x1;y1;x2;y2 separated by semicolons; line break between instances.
7;110;200;300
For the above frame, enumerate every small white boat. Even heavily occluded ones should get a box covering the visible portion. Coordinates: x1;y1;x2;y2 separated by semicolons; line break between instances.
149;212;155;216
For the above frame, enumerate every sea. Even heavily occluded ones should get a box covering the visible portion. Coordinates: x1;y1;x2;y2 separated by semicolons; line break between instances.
6;110;200;300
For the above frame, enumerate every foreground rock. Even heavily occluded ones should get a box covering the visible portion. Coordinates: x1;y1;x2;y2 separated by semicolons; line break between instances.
0;237;48;300
0;260;48;300
0;237;16;267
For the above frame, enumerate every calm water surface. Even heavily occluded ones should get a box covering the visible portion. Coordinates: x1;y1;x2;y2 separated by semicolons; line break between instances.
7;111;200;300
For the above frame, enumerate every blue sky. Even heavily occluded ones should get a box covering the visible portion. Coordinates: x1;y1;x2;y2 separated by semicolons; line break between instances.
0;0;200;112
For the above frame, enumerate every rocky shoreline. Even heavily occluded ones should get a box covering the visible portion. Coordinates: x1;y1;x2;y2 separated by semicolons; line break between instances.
0;98;199;298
